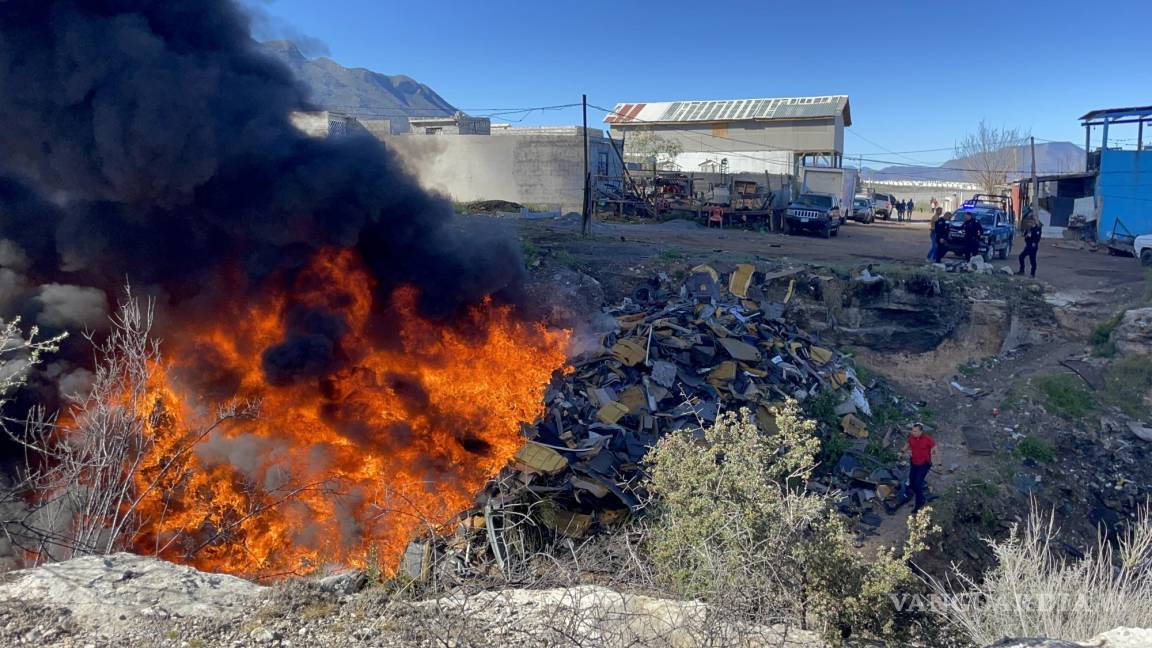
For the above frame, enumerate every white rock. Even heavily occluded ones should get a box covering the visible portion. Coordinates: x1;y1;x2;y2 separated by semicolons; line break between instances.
0;553;265;638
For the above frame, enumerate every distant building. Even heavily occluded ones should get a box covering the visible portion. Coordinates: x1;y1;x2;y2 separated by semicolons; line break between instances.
409;112;491;136
289;111;364;138
605;95;851;176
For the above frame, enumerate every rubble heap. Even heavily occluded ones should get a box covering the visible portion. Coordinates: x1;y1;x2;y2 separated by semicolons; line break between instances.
406;264;913;579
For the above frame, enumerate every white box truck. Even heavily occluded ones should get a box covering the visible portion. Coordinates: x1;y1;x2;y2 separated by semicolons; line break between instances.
799;167;859;226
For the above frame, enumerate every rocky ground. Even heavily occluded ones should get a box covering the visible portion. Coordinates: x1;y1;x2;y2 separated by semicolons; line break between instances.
0;554;1148;647
0;553;823;647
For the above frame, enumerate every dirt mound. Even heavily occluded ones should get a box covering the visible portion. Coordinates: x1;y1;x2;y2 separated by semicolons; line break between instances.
460;199;524;213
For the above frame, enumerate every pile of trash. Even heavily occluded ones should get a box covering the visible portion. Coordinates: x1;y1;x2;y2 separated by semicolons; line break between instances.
403;264;914;579
933;255;1014;275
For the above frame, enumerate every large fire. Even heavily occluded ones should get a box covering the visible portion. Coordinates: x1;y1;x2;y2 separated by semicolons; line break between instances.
124;248;568;576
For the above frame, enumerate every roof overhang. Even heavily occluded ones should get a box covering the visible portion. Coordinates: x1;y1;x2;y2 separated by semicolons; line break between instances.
1080;105;1152;124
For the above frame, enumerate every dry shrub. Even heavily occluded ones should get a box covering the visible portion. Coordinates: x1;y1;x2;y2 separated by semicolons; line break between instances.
643;401;941;644
2;290;257;565
930;501;1152;645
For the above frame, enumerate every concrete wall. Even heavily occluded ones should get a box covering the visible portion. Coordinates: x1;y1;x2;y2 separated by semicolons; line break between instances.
862;182;980;216
384;128;623;212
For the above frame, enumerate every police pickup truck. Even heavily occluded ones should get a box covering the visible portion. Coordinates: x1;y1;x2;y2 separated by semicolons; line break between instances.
939;195;1015;260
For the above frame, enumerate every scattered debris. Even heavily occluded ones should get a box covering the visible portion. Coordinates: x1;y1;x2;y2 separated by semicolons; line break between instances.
1127;421;1152;443
424;263;915;574
949;381;986;398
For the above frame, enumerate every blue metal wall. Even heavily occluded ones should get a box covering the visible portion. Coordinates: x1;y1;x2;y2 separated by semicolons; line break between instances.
1098;150;1152;240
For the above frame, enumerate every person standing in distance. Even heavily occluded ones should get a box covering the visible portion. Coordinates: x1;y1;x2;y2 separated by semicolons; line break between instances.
893;423;940;513
1018;212;1043;277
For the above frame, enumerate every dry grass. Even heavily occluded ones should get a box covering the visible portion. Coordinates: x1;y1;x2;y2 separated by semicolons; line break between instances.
928;501;1152;645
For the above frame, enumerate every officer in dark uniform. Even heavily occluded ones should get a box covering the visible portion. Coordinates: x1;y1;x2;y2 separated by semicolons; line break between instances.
961;212;984;260
1018;214;1043;276
932;211;952;262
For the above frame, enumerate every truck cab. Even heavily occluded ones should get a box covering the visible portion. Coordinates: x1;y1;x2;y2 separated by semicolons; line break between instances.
785;193;841;238
1135;233;1152;266
940;197;1015;260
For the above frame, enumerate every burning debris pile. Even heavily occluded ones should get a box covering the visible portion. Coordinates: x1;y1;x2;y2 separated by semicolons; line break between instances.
410;264;914;578
0;0;569;577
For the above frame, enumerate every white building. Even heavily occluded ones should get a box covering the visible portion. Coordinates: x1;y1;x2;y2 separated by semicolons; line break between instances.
605;95;851;176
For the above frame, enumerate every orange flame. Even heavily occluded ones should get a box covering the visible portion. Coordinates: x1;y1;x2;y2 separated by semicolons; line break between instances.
129;248;568;576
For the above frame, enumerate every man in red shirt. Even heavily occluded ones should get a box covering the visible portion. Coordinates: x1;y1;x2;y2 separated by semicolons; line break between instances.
892;423;940;513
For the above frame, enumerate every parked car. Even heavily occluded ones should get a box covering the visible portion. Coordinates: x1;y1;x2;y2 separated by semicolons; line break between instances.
1135;233;1152;266
939;203;1015;260
785;193;841;238
871;193;895;219
851;197;875;224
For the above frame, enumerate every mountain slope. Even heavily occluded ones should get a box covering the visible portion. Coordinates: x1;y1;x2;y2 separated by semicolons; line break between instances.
260;40;456;129
861;141;1086;183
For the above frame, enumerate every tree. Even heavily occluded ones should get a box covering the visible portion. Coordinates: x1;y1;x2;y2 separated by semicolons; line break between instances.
955;121;1028;194
626;129;683;171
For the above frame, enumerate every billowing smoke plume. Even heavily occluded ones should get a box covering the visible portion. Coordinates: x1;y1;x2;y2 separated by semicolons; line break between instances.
0;0;526;391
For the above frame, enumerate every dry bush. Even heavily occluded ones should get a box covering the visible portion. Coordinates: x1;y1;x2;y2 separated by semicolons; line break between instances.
642;401;941;645
1;289;258;565
929;501;1152;645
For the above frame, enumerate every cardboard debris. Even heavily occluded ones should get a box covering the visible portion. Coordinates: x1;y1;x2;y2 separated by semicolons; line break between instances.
514;443;568;474
729;263;755;298
611;339;647;366
841;413;869;438
596;401;630;424
544;509;593;539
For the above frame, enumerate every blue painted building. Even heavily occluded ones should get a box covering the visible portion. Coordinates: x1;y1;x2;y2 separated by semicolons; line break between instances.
1081;106;1152;245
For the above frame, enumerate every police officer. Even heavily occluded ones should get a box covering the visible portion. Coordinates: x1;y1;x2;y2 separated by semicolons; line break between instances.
931;209;951;262
961;212;984;261
1018;214;1043;276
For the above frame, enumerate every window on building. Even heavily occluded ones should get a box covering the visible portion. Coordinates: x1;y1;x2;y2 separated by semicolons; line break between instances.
425;127;443;135
597;151;609;177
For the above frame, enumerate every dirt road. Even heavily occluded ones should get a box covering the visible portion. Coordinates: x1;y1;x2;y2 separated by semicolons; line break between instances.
518;217;1146;295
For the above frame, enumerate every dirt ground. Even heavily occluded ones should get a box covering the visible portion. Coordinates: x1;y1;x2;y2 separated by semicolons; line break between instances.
516;214;1152;572
517;216;1147;297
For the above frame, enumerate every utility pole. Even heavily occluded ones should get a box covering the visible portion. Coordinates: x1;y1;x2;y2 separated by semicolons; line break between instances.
1029;136;1038;224
581;94;591;237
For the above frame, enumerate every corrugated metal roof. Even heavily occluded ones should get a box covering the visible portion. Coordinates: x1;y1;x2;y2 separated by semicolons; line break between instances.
604;95;850;126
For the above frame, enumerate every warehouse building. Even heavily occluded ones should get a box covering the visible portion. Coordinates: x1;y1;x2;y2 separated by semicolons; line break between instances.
604;95;851;176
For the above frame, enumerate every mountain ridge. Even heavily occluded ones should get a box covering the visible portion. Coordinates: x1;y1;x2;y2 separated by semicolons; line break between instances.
860;141;1086;183
260;40;457;130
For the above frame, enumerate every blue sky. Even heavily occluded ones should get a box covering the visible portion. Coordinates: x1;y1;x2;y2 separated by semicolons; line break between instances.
259;0;1149;165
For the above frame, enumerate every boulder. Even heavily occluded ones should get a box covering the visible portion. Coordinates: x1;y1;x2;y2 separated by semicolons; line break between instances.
0;553;264;636
1112;307;1152;355
987;627;1152;648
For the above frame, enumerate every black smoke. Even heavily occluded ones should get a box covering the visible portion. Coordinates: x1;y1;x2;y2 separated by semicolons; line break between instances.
0;1;527;395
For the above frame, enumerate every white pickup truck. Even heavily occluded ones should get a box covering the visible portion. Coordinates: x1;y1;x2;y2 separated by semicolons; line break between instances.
1136;234;1152;266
